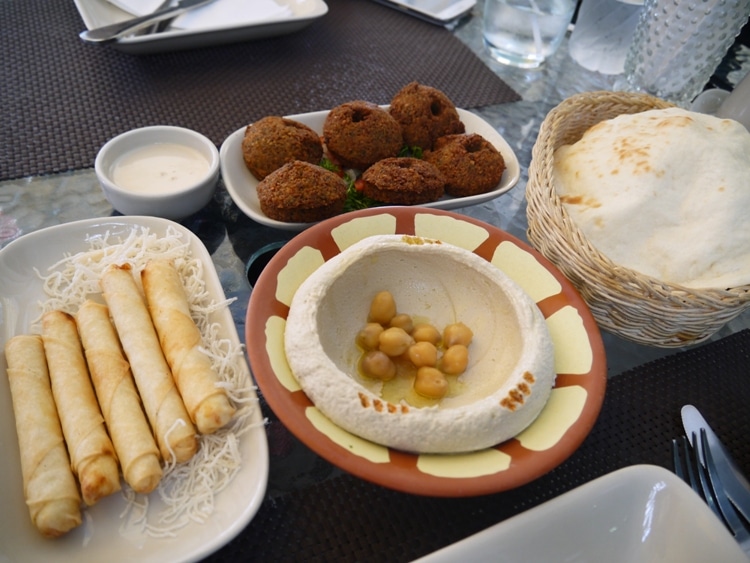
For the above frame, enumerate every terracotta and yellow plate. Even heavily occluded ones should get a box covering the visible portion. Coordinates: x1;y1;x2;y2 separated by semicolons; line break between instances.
246;207;606;497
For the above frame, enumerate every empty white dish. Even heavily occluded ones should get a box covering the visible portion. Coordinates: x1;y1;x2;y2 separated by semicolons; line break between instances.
414;464;748;562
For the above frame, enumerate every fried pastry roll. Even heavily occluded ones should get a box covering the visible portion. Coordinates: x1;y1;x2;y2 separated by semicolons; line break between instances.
76;300;163;494
100;264;198;463
4;335;82;537
41;310;121;506
142;259;235;434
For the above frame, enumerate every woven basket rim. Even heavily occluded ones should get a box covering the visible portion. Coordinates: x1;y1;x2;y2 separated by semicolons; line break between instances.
526;90;750;346
530;90;750;298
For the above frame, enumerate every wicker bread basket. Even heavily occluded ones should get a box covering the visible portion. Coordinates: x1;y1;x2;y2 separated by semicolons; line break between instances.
526;90;750;347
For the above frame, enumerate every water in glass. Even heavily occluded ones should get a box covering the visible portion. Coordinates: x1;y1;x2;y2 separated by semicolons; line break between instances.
483;0;576;68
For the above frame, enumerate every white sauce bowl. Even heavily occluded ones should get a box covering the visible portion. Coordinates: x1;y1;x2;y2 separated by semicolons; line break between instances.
95;126;219;220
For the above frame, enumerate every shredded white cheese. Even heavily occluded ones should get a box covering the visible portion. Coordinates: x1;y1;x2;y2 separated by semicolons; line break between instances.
34;225;263;538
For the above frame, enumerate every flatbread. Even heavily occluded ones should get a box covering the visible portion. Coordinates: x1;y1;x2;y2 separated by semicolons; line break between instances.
553;107;750;289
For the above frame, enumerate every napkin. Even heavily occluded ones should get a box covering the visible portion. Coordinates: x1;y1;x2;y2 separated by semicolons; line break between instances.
105;0;293;30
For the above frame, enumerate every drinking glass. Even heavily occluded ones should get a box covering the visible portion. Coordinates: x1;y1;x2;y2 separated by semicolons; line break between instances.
483;0;577;69
568;0;644;75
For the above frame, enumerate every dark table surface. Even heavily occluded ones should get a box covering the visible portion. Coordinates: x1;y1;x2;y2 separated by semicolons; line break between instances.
1;0;750;561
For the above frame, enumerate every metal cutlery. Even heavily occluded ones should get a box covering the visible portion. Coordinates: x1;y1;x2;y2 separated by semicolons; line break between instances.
672;430;750;554
140;0;177;37
682;404;750;524
79;0;215;44
672;433;723;520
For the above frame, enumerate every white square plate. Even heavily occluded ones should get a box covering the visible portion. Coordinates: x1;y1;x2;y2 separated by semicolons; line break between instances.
73;0;328;54
414;465;748;562
370;0;475;25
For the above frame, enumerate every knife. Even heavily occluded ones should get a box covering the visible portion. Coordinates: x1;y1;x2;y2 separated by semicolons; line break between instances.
79;0;216;44
682;404;750;523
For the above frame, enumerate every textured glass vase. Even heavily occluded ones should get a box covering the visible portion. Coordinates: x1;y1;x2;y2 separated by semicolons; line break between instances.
623;0;750;104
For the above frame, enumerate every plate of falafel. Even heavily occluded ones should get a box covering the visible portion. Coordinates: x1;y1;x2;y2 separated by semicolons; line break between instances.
220;82;520;231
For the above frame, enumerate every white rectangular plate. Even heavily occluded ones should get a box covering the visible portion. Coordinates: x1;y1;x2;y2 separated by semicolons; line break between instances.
414;465;748;563
73;0;328;54
370;0;475;25
220;107;521;231
0;216;268;563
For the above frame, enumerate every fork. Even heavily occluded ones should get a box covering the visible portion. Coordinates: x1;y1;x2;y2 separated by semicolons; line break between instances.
140;0;176;36
672;431;750;555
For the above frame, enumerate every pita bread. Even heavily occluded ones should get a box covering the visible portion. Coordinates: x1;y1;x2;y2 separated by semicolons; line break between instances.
284;235;555;454
553;107;750;289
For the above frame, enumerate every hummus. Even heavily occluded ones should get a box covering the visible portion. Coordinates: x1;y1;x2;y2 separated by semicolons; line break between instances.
284;235;556;454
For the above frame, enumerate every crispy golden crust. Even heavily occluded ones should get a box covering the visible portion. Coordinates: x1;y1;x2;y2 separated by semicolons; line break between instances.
389;82;465;150
41;310;121;506
323;101;403;170
242;116;323;180
100;265;199;464
5;335;82;537
361;157;445;205
257;160;347;223
76;300;163;495
424;134;505;197
141;260;236;435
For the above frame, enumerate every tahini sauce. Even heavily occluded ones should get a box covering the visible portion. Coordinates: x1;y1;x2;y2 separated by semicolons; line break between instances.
112;143;210;194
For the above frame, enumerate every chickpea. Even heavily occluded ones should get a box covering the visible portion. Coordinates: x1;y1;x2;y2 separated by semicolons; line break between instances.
389;313;414;334
356;323;384;351
369;290;397;325
414;366;448;399
407;341;438;368
412;323;441;346
441;344;469;375
360;350;396;381
443;322;473;348
378;326;414;357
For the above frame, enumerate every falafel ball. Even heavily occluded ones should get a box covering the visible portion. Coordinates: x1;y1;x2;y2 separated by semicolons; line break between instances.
424;134;505;197
389;82;465;150
242;116;324;180
323;101;403;170
256;160;347;223
360;157;445;205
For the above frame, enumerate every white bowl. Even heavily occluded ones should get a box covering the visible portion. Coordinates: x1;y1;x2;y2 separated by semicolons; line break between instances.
95;126;219;220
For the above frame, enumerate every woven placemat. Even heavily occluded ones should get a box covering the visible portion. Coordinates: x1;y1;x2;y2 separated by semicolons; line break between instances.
203;329;750;561
0;0;519;181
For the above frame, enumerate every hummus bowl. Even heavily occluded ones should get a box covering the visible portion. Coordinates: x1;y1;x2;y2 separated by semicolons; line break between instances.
284;234;556;454
247;207;607;496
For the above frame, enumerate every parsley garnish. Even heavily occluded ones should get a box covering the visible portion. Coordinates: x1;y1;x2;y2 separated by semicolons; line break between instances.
398;145;424;159
320;158;381;212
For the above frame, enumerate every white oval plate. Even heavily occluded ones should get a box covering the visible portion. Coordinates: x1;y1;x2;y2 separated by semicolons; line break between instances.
0;216;268;563
220;107;521;231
